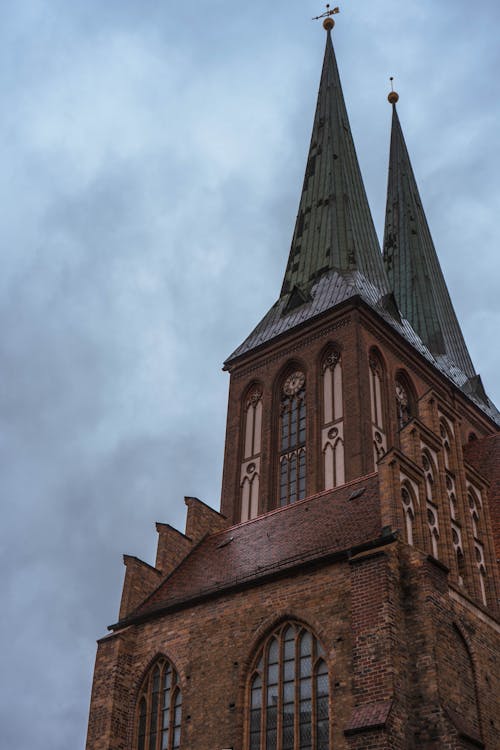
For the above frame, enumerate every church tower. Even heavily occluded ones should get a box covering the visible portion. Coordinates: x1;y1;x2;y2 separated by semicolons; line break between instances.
85;17;500;750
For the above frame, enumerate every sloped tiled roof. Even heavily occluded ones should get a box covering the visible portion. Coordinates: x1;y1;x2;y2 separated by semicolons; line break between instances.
117;475;384;627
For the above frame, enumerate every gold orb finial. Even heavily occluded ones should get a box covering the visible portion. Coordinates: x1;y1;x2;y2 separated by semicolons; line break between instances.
323;17;335;30
388;77;399;105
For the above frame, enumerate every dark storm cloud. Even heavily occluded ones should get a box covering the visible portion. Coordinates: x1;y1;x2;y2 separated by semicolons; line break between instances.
1;2;498;749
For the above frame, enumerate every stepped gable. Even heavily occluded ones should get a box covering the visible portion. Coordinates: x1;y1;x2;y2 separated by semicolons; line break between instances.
116;474;382;626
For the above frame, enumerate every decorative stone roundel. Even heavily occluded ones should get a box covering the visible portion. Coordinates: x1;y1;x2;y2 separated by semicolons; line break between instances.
323;350;340;372
283;371;305;396
246;387;263;408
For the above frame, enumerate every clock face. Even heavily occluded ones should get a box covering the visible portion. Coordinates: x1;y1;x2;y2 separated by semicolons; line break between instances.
283;371;305;396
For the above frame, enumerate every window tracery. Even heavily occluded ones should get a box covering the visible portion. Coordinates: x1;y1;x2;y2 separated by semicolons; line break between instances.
136;658;182;750
368;351;387;468
248;622;329;750
241;385;263;522
321;349;344;489
279;371;307;506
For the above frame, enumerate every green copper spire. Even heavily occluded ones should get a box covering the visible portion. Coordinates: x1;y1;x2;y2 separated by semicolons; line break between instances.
383;98;476;379
281;28;389;301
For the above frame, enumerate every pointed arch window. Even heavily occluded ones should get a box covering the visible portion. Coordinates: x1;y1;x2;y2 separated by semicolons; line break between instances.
248;622;329;750
241;385;263;522
439;418;453;470
136;658;182;750
321;349;344;490
422;451;439;558
401;484;416;546
368;351;387;468
452;523;466;587
279;371;307;506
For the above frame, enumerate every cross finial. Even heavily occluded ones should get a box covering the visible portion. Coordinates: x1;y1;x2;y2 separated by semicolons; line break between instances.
312;4;340;31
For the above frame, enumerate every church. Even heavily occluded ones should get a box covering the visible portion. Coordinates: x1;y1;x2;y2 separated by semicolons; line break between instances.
85;14;500;750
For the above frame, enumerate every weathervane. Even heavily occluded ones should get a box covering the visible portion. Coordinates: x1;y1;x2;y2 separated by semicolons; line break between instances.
312;4;340;31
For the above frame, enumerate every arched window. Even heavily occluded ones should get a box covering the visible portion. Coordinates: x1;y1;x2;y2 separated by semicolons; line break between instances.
439;418;453;470
446;473;457;520
136;658;182;750
452;524;466;587
248;622;329;750
422;451;439;558
467;487;481;539
321;348;344;489
368;350;387;467
241;385;263;522
474;542;487;606
395;374;415;430
279;371;307;506
401;484;416;546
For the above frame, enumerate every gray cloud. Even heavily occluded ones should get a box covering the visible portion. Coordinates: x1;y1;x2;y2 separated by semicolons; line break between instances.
1;2;498;748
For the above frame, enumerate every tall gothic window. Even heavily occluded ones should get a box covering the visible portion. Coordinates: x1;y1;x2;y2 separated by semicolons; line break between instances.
422;451;439;558
439;418;453;470
368;350;387;468
321;348;344;490
248;622;329;750
395;374;414;430
241;385;263;522
279;371;307;506
401;483;416;546
136;658;182;750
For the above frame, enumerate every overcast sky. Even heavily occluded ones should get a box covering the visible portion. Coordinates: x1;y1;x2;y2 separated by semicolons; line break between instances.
1;1;499;748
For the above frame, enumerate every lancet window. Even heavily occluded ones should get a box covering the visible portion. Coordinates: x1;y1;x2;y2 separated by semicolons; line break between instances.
422;451;439;557
321;348;344;489
248;622;329;750
241;385;263;522
279;371;307;506
401;483;416;546
452;523;466;586
395;374;414;430
368;350;387;468
467;487;482;540
136;658;182;750
474;542;487;606
439;418;453;470
446;473;457;520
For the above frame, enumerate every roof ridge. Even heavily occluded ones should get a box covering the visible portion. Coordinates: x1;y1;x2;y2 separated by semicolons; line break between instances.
210;471;379;537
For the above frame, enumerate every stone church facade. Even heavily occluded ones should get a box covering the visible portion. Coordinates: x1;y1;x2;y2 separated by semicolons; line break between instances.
85;22;500;750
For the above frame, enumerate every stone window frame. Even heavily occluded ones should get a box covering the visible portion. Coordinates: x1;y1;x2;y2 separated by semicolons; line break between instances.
320;344;345;490
135;656;182;750
368;347;388;467
240;382;264;522
247;621;330;750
